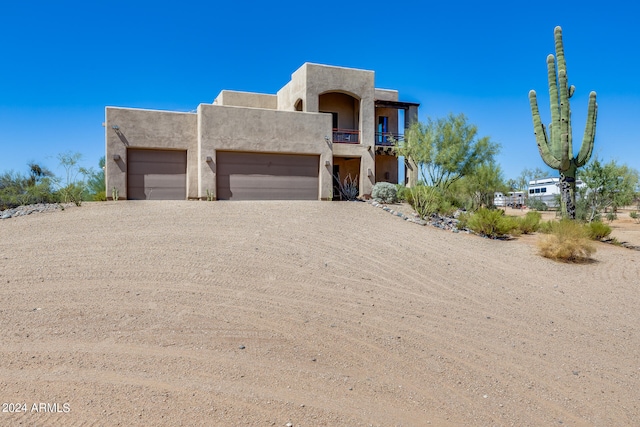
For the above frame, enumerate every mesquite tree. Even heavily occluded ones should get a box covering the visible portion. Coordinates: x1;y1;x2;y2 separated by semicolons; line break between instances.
528;26;598;219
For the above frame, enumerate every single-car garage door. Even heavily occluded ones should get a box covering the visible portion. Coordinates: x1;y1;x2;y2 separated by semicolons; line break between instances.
127;149;187;200
216;152;319;200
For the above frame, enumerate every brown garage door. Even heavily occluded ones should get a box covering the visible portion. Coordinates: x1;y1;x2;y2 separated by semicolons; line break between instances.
216;152;319;200
127;149;187;200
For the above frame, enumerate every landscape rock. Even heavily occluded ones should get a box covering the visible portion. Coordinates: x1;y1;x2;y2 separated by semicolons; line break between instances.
0;203;71;219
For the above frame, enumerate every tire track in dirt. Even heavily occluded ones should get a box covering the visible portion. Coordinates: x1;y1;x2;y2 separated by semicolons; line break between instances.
2;201;639;426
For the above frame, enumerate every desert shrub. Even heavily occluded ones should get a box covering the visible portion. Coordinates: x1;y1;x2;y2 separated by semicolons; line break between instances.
528;198;548;211
537;219;595;262
630;211;639;223
372;182;397;203
395;184;411;203
409;185;445;219
515;211;542;234
93;191;107;201
57;182;85;206
605;211;617;223
456;211;470;230
334;174;359;201
466;207;518;238
538;220;555;234
0;170;57;210
437;199;457;217
585;220;612;240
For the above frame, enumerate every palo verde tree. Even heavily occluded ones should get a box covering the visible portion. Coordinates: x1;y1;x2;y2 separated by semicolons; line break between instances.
529;26;598;219
396;113;500;191
577;158;639;222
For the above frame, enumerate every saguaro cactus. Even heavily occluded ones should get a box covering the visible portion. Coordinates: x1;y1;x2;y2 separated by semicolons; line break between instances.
529;26;598;219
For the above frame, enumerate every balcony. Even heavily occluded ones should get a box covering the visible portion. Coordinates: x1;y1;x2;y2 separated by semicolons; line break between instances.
375;132;403;146
332;129;360;144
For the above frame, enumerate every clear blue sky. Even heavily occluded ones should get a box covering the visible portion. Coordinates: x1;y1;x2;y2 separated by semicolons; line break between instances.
1;0;639;182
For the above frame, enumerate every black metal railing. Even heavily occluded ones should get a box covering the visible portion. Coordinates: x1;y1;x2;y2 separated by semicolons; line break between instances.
332;129;360;143
375;132;403;146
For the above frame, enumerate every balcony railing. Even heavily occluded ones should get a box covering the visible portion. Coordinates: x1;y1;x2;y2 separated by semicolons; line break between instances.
375;132;404;146
332;128;360;144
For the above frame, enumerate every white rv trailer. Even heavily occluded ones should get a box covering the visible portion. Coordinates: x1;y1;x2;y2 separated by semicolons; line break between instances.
493;191;525;208
528;177;585;208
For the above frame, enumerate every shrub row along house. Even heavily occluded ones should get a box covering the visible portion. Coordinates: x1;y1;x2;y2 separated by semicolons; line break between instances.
105;63;419;200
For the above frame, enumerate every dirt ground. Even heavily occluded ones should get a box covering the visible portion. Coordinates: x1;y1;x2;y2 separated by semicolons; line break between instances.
1;201;639;426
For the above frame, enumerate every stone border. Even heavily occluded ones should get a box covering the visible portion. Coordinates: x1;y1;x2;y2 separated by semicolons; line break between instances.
368;200;466;233
0;203;73;220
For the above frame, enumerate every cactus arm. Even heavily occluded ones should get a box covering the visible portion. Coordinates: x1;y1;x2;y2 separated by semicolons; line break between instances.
576;91;598;167
554;26;567;85
546;54;561;157
529;90;563;169
558;69;572;170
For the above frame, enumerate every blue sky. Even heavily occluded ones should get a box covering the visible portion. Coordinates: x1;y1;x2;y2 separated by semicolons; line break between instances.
1;0;639;182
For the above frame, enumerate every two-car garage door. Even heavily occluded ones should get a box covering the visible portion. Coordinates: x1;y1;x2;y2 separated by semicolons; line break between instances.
216;152;319;200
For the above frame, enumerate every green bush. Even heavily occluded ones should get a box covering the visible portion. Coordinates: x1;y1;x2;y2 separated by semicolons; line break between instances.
515;211;542;234
438;199;457;217
57;182;85;206
93;191;107;201
585;220;612;240
537;219;595;262
372;182;397;203
527;198;548;211
466;207;518;238
395;184;411;203
630;211;639;223
0;171;57;210
409;185;452;219
410;186;439;219
538;220;555;234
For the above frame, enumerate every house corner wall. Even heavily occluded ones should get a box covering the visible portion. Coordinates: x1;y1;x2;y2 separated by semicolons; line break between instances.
105;107;198;200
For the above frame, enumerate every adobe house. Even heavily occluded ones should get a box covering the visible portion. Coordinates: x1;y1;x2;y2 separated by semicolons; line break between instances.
105;63;419;200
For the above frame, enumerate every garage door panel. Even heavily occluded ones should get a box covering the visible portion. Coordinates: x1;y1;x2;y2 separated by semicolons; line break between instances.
127;149;187;200
128;161;186;175
217;152;319;200
229;175;318;190
218;163;318;177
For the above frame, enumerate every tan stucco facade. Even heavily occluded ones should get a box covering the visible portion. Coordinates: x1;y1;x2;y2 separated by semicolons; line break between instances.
105;63;418;200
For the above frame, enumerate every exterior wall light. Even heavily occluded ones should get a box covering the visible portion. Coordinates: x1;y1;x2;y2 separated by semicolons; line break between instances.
113;154;121;161
112;125;119;130
206;156;213;162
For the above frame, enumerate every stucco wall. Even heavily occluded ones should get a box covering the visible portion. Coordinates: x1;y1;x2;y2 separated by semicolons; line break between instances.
277;65;307;111
375;107;400;137
213;90;278;110
300;63;376;195
197;104;333;200
105;107;198;199
375;155;398;183
374;88;399;102
318;92;359;130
